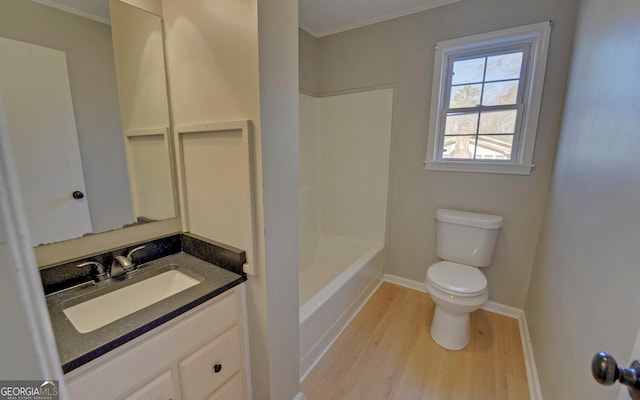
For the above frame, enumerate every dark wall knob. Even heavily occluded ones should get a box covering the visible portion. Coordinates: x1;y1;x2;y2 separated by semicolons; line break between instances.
592;352;619;385
592;352;640;400
213;363;222;373
72;191;85;199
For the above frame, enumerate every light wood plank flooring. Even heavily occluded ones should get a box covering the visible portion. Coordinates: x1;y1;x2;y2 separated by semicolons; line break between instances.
301;282;529;400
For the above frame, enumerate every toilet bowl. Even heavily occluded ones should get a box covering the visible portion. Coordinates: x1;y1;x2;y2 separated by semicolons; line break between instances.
424;209;502;351
425;261;488;350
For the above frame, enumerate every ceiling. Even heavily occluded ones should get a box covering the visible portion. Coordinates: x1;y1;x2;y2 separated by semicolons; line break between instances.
32;0;110;23
33;0;461;37
299;0;461;37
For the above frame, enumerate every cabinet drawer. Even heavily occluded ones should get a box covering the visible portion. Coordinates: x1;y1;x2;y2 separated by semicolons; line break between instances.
66;289;240;400
121;371;176;400
207;372;244;400
179;325;242;400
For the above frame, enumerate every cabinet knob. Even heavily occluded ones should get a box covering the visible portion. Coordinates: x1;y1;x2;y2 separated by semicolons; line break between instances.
72;191;85;199
213;363;222;374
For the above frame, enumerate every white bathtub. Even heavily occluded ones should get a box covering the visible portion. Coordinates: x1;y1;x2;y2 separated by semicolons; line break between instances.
299;233;383;379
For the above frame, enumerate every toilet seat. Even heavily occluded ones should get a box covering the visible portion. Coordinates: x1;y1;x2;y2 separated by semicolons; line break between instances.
426;261;487;297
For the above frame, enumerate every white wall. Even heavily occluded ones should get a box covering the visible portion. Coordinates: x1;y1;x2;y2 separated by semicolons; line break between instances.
257;0;301;396
308;0;578;308
525;0;640;398
162;0;300;398
316;89;393;244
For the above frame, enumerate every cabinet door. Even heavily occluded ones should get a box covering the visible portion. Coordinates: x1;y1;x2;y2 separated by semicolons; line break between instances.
207;373;244;400
179;326;242;400
122;371;176;400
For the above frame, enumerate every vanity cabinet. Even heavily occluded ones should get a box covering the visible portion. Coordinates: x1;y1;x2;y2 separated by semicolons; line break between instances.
121;371;176;400
65;285;248;400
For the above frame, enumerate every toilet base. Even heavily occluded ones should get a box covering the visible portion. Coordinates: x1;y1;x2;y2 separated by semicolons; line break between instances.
430;305;471;350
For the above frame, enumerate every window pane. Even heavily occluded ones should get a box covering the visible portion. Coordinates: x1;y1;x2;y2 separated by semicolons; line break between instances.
443;135;475;159
479;110;517;134
482;80;519;106
485;52;523;81
449;84;482;108
475;135;513;160
445;112;478;135
451;57;485;85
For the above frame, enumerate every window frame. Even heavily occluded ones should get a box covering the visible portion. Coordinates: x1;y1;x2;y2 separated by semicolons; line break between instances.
424;21;552;175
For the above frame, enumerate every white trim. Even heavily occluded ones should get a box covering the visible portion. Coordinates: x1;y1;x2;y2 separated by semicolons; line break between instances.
481;300;523;319
425;21;552;175
519;311;543;400
239;284;254;400
300;0;461;38
298;23;320;38
122;127;175;220
300;279;383;383
425;161;534;175
292;392;308;400
383;273;426;292
173;120;257;274
383;274;542;399
31;0;110;25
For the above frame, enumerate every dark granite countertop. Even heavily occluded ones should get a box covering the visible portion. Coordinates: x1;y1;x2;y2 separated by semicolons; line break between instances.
46;252;245;373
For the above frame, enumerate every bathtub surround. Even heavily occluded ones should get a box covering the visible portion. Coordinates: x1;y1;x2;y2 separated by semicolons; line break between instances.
300;0;579;309
298;89;392;378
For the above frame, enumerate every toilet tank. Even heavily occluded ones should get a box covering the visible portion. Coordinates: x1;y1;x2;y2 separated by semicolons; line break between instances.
435;209;503;267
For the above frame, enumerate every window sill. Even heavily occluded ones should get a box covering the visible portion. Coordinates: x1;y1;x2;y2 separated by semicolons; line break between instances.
423;161;534;175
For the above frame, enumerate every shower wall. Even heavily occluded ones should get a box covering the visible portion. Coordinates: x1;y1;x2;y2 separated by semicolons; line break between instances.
299;89;393;263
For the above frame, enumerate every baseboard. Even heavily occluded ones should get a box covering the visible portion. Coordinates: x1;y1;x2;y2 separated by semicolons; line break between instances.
383;273;425;292
481;300;523;319
519;312;543;400
292;392;308;400
383;274;542;400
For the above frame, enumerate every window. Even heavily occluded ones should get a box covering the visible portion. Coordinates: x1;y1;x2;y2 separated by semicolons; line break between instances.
425;22;552;175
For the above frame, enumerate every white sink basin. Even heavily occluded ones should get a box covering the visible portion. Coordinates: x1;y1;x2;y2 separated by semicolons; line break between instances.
63;270;201;333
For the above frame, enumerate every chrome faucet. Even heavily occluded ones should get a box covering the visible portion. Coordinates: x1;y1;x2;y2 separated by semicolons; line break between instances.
77;261;109;282
110;246;146;280
76;246;146;283
110;256;131;280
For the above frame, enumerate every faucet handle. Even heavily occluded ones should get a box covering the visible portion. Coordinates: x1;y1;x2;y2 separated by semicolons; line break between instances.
126;245;146;262
77;261;109;282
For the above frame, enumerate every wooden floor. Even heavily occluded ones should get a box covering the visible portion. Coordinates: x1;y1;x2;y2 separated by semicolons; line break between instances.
301;282;529;400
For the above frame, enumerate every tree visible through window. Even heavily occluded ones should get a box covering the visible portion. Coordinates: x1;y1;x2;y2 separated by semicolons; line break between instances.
425;22;552;175
443;50;527;160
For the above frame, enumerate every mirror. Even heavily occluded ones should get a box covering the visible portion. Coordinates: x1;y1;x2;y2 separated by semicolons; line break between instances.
0;0;177;247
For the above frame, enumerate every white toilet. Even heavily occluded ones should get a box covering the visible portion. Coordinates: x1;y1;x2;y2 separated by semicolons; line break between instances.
425;209;502;350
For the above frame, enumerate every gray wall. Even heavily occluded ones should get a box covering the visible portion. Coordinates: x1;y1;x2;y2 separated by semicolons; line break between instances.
299;28;319;94
304;0;578;308
0;0;133;235
525;0;640;398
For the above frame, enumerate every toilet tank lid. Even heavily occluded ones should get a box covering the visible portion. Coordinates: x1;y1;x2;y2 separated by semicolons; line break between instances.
436;209;503;229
